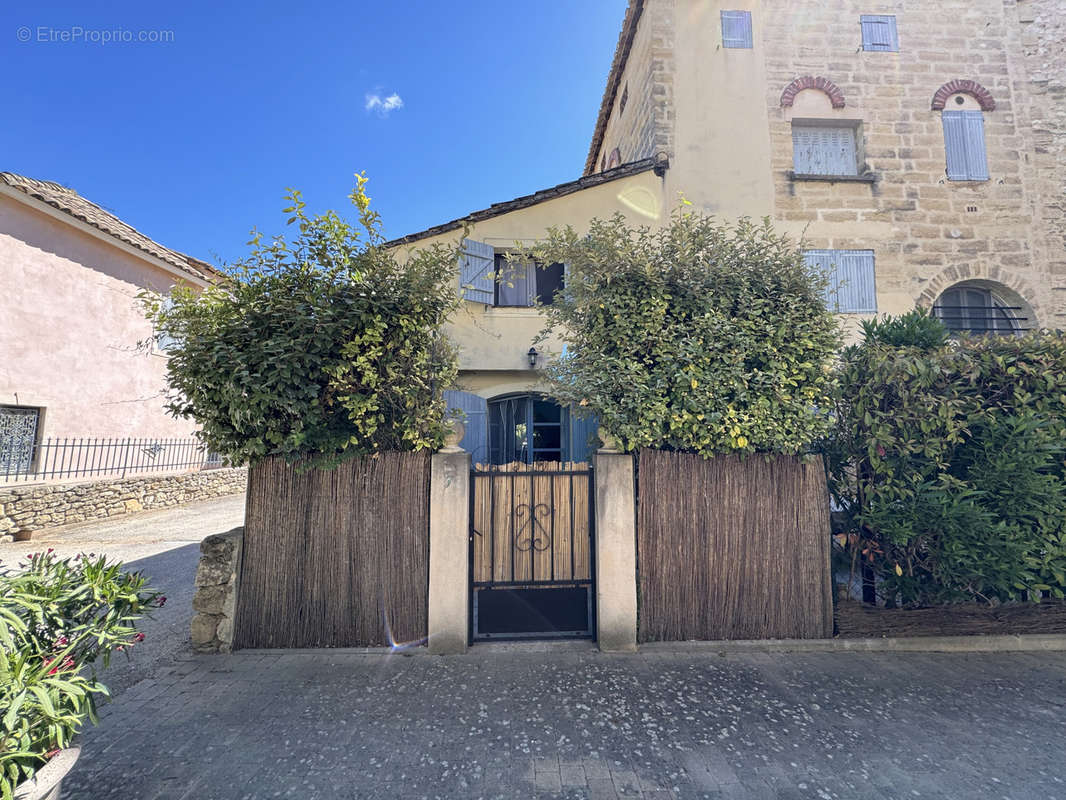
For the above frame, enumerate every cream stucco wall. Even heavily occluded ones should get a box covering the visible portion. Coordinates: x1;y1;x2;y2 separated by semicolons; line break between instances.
398;170;667;389
0;193;201;439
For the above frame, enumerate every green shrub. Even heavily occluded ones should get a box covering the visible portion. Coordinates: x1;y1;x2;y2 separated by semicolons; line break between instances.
1;552;159;797
827;316;1066;606
524;211;841;456
143;175;460;468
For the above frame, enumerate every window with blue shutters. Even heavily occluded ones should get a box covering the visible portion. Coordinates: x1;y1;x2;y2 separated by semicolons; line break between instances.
459;239;496;304
803;250;877;313
792;124;860;176
860;15;898;51
443;390;489;465
721;10;753;48
942;110;989;181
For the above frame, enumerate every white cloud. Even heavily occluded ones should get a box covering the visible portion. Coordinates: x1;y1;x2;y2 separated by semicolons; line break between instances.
365;91;404;117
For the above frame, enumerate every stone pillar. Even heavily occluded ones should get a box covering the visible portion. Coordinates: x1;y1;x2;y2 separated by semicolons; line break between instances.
191;526;244;654
427;449;471;655
594;451;638;652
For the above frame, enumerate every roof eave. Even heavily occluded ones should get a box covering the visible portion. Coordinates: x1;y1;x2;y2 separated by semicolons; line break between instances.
0;183;213;288
583;0;645;176
384;155;666;249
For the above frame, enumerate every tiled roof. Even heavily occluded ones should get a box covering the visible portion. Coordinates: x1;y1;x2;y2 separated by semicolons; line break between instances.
0;172;217;282
583;0;644;176
384;154;667;248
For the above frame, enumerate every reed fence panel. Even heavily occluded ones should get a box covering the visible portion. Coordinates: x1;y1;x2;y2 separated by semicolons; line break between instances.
637;450;833;642
233;452;430;649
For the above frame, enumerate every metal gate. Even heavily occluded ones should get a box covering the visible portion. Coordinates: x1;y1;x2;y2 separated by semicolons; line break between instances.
469;462;595;640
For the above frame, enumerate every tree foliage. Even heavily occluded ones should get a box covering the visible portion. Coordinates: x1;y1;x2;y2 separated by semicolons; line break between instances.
143;175;460;467
826;310;1066;606
524;211;841;456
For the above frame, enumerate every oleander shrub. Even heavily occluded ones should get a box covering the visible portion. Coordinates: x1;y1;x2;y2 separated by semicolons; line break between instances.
826;309;1066;606
523;210;841;456
1;551;160;798
143;174;460;468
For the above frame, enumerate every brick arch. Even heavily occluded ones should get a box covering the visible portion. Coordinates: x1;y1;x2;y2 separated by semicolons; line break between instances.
931;79;996;111
916;266;1040;320
780;76;846;109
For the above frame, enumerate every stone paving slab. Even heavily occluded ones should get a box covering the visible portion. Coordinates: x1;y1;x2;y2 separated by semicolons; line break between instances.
64;646;1066;799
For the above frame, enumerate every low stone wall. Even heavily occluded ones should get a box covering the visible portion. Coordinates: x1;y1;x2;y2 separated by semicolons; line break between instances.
0;468;247;539
191;527;243;654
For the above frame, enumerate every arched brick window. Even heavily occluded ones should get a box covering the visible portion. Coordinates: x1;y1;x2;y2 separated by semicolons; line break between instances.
934;81;995;182
780;76;846;109
931;80;995;111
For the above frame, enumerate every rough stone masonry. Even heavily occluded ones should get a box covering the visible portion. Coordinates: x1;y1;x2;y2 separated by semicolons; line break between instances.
0;467;247;540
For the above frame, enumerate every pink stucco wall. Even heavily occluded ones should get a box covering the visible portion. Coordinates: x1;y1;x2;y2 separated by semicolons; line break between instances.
0;193;200;440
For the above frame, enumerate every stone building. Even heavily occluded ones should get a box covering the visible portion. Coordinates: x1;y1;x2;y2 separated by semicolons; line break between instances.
586;0;1066;333
388;0;1066;464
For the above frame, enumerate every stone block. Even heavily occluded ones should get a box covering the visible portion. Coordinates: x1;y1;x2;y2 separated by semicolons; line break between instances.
124;499;143;513
190;614;220;646
193;585;226;614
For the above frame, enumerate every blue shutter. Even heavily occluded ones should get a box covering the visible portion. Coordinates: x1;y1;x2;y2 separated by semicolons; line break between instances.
962;111;989;181
942;111;969;180
803;250;835;307
826;128;857;175
443;390;488;465
860;15;898;51
804;250;876;313
836;250;877;313
721;10;753;48
459;239;495;304
568;413;600;465
793;127;857;176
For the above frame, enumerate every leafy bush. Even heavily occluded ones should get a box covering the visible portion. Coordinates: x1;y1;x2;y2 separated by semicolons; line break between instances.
827;312;1066;606
1;552;160;797
144;175;460;468
525;211;841;456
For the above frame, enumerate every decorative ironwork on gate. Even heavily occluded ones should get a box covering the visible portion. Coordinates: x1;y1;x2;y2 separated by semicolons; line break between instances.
469;462;595;641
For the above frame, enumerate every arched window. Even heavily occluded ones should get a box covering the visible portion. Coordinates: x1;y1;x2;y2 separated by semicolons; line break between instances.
932;284;1024;335
933;81;995;182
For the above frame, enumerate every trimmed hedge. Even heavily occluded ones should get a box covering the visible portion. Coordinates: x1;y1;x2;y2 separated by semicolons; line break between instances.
827;311;1066;606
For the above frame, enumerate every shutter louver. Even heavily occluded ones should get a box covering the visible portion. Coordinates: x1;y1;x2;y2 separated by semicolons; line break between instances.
942;111;970;180
721;10;753;48
793;126;857;175
459;239;495;304
804;249;876;313
443;390;489;465
860;15;898;51
962;111;989;180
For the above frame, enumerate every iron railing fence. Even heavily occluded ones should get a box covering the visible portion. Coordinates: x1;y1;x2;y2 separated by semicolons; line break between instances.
1;437;225;483
931;304;1031;334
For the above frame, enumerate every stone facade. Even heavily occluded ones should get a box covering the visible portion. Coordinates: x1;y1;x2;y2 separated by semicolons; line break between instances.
593;0;676;170
585;0;1066;330
190;527;243;654
0;468;246;539
761;0;1060;325
1017;0;1066;322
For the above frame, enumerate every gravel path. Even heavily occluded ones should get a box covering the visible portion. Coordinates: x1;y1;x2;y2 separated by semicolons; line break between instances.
0;494;245;694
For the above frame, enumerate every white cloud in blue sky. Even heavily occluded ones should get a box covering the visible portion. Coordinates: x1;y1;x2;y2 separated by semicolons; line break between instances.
365;91;404;117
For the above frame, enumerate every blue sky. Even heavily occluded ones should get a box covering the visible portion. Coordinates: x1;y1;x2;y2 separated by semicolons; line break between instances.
1;1;624;265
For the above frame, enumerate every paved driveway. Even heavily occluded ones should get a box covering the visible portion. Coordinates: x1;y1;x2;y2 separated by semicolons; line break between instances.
0;494;245;694
64;645;1066;800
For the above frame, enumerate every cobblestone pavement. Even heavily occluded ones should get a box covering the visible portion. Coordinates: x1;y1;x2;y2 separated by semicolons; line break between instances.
65;645;1066;799
0;494;244;694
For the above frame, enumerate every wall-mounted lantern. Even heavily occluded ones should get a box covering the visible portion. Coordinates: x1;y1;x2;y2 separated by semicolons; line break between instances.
527;347;539;369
